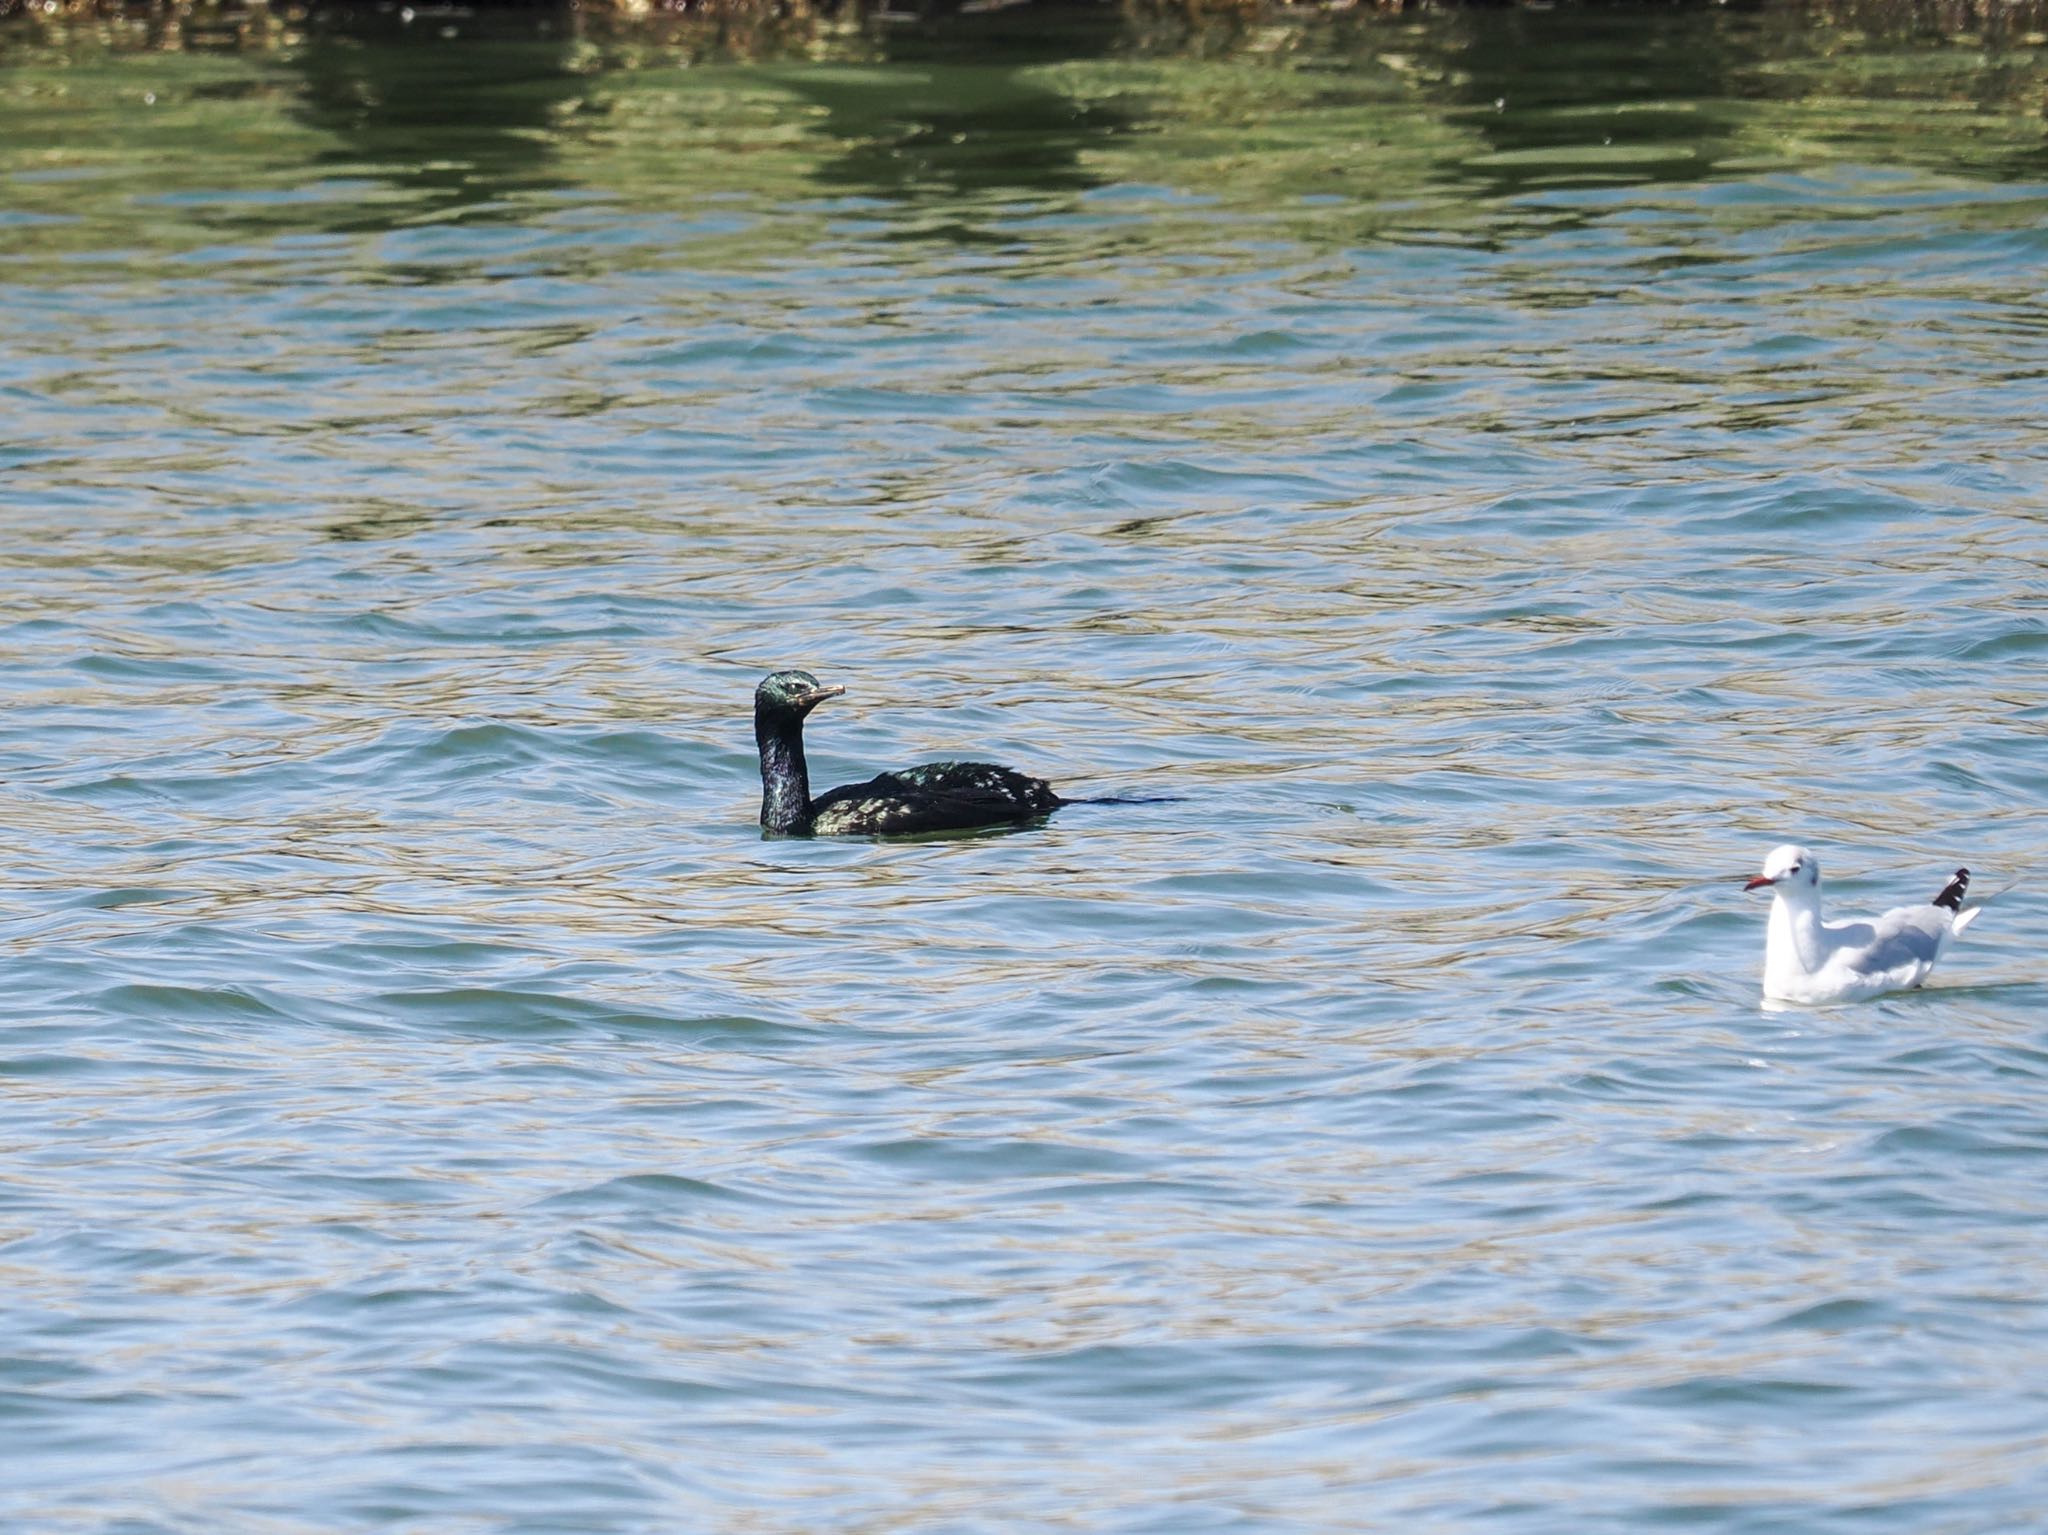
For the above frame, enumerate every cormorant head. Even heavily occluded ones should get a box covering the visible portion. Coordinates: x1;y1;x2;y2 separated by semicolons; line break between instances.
755;669;845;722
1745;844;1818;895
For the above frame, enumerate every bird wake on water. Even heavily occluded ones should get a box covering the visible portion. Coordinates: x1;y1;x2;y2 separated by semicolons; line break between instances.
1745;844;1985;1005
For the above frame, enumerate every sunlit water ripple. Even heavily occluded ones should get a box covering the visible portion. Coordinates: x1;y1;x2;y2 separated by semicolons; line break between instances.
3;10;2048;1531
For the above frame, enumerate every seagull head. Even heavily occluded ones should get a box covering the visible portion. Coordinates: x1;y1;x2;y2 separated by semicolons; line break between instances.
1745;844;1819;898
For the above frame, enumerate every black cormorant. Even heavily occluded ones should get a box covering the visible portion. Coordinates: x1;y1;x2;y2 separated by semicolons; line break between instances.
754;669;1064;837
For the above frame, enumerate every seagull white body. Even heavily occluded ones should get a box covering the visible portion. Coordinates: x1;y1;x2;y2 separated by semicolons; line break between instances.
1746;844;1981;1005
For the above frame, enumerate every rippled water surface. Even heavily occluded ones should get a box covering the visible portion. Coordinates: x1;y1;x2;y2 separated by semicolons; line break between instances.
5;8;2048;1530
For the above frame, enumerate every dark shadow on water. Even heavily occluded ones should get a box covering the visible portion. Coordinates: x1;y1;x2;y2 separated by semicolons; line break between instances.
1436;8;1754;201
275;6;1139;246
33;0;2039;256
285;10;585;236
1433;5;2048;200
775;11;1137;230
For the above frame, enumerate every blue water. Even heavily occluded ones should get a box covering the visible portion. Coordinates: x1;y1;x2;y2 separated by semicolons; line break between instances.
4;10;2048;1531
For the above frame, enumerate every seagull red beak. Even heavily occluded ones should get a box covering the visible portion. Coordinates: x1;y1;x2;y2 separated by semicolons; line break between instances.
1744;874;1775;891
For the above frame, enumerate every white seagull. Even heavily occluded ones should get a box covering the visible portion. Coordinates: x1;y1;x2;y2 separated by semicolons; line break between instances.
1745;844;1981;1004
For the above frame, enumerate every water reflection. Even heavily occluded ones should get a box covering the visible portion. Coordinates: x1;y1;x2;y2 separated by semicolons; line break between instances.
781;59;1129;207
6;1;2048;268
792;13;1131;207
1438;8;1749;197
287;15;582;230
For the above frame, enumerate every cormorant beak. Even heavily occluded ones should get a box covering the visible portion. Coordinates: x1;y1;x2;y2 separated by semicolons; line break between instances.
1744;874;1775;891
794;683;845;712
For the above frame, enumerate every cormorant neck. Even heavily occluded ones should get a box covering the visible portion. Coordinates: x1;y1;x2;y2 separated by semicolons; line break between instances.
756;710;814;834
